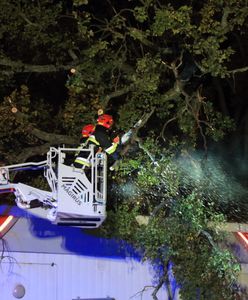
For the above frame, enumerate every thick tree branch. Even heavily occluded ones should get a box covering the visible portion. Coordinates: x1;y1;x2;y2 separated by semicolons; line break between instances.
228;66;248;75
28;128;78;145
132;261;174;300
152;272;174;300
10;108;78;145
120;108;155;156
15;143;52;163
103;85;132;107
0;57;81;74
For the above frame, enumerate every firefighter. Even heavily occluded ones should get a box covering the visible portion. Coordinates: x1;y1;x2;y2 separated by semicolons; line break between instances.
88;113;120;167
73;123;96;168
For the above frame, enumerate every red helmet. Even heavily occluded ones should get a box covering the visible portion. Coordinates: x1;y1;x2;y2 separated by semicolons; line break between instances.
81;124;95;137
97;114;113;128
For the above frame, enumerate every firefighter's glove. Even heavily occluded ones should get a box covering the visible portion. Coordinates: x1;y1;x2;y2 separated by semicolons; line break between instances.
113;136;120;144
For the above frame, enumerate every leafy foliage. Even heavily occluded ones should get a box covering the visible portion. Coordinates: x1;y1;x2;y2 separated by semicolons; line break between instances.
101;145;241;299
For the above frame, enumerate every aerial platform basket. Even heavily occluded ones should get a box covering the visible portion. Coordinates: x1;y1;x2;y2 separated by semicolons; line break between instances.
0;145;107;228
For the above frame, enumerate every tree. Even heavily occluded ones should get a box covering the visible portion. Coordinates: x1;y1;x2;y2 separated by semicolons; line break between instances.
100;141;243;299
0;0;248;298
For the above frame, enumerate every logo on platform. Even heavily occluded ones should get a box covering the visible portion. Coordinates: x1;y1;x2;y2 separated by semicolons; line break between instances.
61;184;82;206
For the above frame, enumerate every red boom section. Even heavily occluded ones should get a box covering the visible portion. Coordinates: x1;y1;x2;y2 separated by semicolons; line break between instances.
0;187;15;194
0;188;17;236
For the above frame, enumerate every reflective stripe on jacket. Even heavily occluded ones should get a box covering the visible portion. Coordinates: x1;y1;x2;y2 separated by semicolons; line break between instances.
105;142;118;154
74;156;91;167
87;135;100;146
